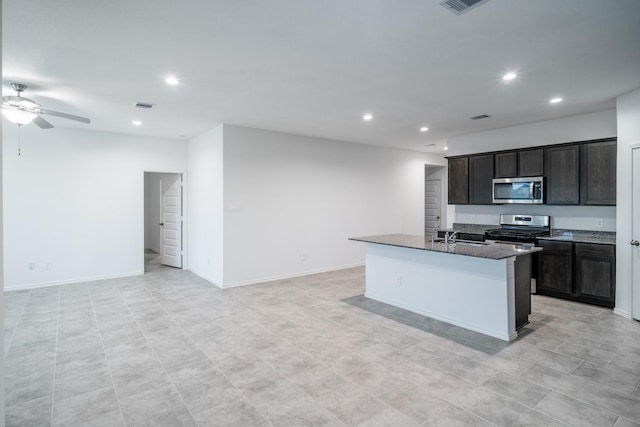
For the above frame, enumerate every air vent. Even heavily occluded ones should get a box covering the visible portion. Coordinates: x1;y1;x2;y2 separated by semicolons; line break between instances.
439;0;491;15
423;143;436;147
470;114;492;120
135;102;156;109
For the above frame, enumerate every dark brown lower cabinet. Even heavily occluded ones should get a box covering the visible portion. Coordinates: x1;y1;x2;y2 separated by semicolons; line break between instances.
537;240;615;308
537;240;573;296
575;243;615;307
514;254;532;330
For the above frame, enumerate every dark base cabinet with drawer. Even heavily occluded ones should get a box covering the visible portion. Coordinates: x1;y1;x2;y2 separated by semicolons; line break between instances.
537;240;573;296
575;243;615;307
537;240;615;308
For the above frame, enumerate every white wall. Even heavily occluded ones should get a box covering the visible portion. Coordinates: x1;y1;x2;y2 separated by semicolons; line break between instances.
144;173;162;252
446;110;618;231
2;125;186;290
447;110;617;156
615;87;640;317
187;125;224;286
222;125;446;287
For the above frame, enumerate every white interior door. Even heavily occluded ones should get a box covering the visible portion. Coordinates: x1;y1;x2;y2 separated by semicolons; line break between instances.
632;148;640;320
425;179;441;235
161;174;182;268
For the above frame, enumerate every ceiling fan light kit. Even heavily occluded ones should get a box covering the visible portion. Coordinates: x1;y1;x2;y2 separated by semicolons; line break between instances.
2;108;37;125
2;82;91;129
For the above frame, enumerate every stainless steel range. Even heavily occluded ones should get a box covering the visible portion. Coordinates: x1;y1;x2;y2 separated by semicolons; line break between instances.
485;214;551;244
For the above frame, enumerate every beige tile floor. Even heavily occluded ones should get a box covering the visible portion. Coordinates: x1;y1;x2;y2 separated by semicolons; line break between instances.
4;251;640;426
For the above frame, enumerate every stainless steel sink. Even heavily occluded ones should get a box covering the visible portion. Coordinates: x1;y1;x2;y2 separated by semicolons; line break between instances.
456;241;490;246
432;238;489;246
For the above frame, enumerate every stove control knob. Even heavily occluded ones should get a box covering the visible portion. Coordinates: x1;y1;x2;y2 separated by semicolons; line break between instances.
631;240;640;246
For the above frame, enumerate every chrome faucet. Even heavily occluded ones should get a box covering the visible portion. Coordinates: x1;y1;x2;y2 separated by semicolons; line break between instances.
445;231;459;244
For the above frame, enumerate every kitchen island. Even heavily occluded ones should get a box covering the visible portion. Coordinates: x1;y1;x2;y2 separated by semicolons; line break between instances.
350;234;542;341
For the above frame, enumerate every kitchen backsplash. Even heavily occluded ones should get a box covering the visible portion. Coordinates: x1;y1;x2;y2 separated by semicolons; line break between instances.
453;204;616;232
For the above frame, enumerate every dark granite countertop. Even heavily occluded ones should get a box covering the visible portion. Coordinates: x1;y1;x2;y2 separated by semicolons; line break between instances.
537;230;616;245
445;223;616;245
350;234;541;260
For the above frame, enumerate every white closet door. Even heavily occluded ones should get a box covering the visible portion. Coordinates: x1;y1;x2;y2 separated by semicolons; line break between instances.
161;174;182;268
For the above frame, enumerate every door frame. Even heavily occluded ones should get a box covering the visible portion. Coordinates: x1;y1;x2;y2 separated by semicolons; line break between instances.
142;170;187;273
425;165;447;232
630;145;640;320
424;178;442;235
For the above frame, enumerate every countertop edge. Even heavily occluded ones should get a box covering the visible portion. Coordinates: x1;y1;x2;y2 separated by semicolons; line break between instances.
350;234;542;260
536;235;616;245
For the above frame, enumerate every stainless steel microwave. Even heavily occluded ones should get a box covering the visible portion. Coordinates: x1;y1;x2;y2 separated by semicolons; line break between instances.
492;177;544;204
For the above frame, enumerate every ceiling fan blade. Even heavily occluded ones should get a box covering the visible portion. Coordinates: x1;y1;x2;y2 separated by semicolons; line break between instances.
40;109;91;124
33;115;54;129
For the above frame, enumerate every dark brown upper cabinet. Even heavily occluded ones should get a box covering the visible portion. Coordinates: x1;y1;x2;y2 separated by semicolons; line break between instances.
447;156;469;204
469;154;494;204
518;148;544;177
580;139;617;205
495;148;544;178
446;138;615;206
546;144;580;205
494;152;518;178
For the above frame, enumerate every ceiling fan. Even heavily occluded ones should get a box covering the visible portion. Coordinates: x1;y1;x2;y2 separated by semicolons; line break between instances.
2;83;91;128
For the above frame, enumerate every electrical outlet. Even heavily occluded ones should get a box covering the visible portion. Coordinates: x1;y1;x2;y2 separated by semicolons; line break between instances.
300;253;307;262
596;218;604;229
27;262;36;271
470;214;477;223
44;260;52;270
396;275;402;287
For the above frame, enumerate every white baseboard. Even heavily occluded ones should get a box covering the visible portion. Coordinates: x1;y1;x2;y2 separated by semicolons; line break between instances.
221;263;364;289
613;308;631;319
4;263;365;292
4;270;143;292
186;267;223;289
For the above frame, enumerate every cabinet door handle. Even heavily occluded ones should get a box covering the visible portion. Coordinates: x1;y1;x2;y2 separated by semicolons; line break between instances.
631;240;640;246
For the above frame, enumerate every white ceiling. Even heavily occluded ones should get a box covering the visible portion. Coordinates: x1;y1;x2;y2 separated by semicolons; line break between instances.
3;0;640;153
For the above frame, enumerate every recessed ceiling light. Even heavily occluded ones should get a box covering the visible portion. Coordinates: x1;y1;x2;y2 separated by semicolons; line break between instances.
363;113;373;121
503;72;517;81
165;76;180;85
132;120;142;126
550;97;563;104
420;126;429;132
443;146;449;151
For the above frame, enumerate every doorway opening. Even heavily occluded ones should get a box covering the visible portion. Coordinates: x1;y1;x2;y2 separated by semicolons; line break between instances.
144;172;183;272
425;165;445;235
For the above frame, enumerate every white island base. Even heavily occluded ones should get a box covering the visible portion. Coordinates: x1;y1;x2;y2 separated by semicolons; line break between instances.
364;242;520;341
